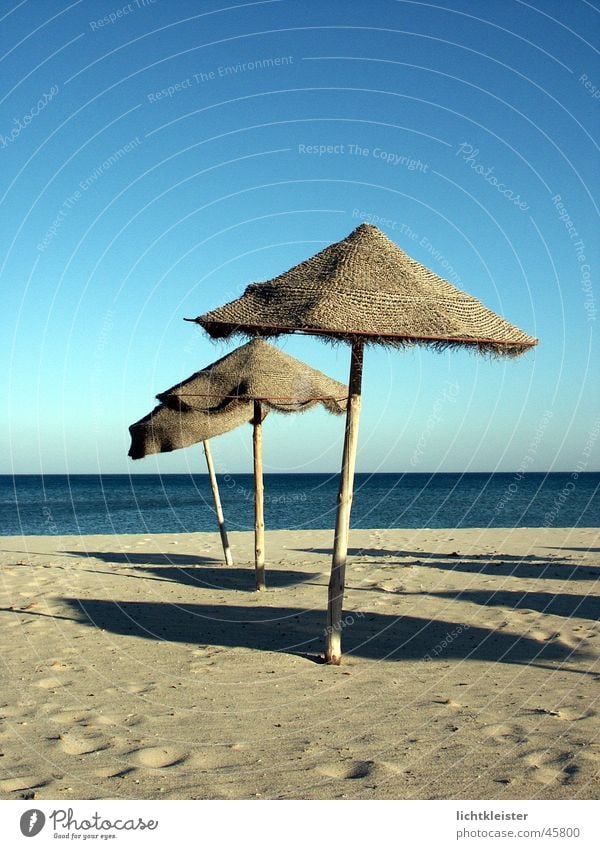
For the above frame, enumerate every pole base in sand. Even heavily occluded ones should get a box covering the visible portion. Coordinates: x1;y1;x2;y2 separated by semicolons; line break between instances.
255;567;266;592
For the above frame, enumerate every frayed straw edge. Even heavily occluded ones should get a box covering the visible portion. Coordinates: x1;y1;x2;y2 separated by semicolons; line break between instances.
189;320;537;360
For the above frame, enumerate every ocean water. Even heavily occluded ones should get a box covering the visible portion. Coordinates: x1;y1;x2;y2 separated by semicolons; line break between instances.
0;473;598;536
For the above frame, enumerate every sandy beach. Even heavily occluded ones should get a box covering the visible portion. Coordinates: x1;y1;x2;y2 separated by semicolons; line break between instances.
0;527;598;801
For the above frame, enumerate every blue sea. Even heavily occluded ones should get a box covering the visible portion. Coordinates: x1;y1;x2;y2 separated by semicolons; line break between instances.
0;473;598;536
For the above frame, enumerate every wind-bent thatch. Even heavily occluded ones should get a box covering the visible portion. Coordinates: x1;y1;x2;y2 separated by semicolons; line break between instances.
195;223;537;356
129;339;347;589
128;400;252;460
191;223;537;663
156;337;347;415
128;401;250;568
129;339;347;459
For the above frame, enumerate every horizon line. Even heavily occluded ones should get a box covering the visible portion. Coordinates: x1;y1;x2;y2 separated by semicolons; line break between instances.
2;470;598;477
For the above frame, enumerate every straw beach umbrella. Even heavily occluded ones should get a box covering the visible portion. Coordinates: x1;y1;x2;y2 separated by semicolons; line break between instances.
129;339;347;589
191;223;538;663
129;397;253;567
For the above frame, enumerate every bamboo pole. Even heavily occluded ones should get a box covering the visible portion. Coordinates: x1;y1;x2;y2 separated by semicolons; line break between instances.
325;340;364;664
202;440;233;566
253;400;266;591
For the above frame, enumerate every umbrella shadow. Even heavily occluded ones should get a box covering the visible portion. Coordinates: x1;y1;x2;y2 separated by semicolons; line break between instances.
62;551;318;591
423;589;600;621
412;559;599;581
294;547;574;563
51;597;592;668
63;550;223;567
292;548;599;581
98;565;320;591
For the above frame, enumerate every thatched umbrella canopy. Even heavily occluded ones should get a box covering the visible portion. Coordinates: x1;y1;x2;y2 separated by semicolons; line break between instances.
129;402;252;568
129;339;347;589
155;337;347;417
129;399;252;459
191;223;538;662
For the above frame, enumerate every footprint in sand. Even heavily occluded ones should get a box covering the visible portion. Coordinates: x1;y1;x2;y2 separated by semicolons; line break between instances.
50;660;72;672
523;750;581;786
128;746;187;769
88;711;142;728
524;706;598;722
92;766;136;779
316;759;406;784
555;707;597;722
36;677;69;690
0;775;49;793
0;703;34;718
123;683;154;695
53;732;110;756
481;723;527;746
48;709;93;725
317;760;375;780
191;647;226;659
432;698;462;710
190;662;219;674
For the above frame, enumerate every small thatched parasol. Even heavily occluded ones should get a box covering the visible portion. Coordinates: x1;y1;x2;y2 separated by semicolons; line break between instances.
191;223;538;662
129;402;252;567
129;339;347;589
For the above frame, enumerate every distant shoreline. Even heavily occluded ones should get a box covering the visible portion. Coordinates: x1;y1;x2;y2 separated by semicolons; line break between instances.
2;471;599;477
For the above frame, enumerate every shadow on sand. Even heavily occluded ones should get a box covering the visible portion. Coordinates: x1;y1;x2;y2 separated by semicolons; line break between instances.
44;597;593;670
63;550;222;567
292;548;600;581
64;551;318;592
423;589;599;621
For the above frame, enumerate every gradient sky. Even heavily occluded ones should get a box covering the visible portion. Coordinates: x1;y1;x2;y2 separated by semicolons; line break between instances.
2;0;599;475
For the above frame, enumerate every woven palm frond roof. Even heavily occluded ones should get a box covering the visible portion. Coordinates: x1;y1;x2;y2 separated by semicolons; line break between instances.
128;339;347;460
157;338;347;415
193;224;537;356
128;401;252;460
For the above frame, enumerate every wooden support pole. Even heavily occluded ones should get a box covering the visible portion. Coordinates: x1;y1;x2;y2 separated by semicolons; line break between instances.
325;340;364;664
253;400;266;591
203;440;233;566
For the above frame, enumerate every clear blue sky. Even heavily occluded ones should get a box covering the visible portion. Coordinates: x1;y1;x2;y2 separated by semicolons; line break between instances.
2;0;599;475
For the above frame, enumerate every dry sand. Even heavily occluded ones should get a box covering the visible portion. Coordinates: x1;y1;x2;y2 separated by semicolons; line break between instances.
0;527;598;801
